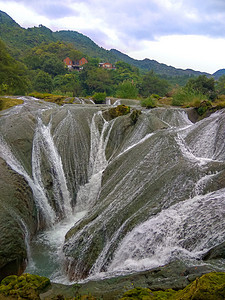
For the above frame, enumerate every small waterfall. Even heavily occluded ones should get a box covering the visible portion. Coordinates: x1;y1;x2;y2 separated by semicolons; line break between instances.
108;188;225;274
0;135;55;227
106;98;111;106
75;111;114;211
33;118;72;219
113;99;121;106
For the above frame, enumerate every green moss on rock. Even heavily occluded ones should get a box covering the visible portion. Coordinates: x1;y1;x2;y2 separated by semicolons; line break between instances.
0;273;50;299
107;105;131;119
175;272;225;300
0;97;24;111
120;272;225;300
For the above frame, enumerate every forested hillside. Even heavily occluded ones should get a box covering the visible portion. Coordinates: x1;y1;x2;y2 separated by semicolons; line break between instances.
0;10;210;77
1;9;225;108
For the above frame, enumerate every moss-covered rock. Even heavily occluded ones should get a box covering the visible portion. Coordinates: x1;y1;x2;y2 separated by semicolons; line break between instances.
0;97;24;111
130;109;142;125
104;105;131;120
0;273;50;299
175;272;225;300
28;92;68;105
120;272;225;300
120;287;155;299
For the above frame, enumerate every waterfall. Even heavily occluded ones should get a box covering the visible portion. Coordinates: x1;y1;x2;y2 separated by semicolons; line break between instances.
108;188;225;274
1;99;225;283
75;111;114;211
0;135;55;227
33;118;72;219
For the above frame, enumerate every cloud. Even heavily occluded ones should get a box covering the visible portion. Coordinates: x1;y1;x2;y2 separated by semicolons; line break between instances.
0;0;225;72
2;0;225;40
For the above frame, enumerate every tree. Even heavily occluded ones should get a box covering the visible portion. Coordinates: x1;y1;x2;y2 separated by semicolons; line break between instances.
42;55;66;77
185;75;217;100
139;71;169;97
216;75;225;95
33;70;53;93
116;80;138;99
81;66;113;95
0;39;29;95
54;73;82;96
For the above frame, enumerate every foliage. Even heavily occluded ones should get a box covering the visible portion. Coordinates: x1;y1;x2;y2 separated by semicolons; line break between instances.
54;73;82;96
172;87;207;106
0;39;29;95
196;100;212;116
92;92;106;104
83;66;113;95
120;272;225;300
0;273;50;299
33;70;53;93
185;75;217;101
140;96;157;109
116;80;138;99
139;71;170;97
216;75;225;95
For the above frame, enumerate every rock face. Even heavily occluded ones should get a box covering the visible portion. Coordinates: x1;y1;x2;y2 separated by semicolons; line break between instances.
63;108;225;281
1;98;225;285
0;158;36;281
0;98;100;279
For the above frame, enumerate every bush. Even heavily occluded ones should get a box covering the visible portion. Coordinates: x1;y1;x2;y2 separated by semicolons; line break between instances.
92;92;106;104
116;81;138;99
172;88;207;107
140;96;157;109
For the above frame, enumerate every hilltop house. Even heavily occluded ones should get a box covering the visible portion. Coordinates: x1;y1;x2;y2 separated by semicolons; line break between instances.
99;62;116;70
63;57;88;70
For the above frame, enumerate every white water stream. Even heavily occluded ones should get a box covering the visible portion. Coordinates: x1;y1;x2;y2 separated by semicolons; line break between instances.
1;101;225;283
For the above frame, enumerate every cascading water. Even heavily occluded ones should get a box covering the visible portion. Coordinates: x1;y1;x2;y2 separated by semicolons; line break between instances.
1;98;225;285
32;117;72;219
0;135;55;228
75;111;114;212
108;188;225;274
26;108;115;281
63;107;225;281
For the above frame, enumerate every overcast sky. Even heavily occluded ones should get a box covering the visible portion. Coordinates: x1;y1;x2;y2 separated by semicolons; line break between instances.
0;0;225;74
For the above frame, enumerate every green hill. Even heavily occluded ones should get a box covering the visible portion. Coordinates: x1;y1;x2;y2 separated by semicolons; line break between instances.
213;69;225;80
0;10;212;77
110;49;209;76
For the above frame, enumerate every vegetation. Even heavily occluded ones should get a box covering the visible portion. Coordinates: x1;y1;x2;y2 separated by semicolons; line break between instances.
171;87;207;107
1;10;225;113
0;273;50;299
107;104;131;119
116;81;139;99
92;92;106;104
120;272;225;300
28;92;70;105
0;39;29;95
0;96;24;111
140;96;157;108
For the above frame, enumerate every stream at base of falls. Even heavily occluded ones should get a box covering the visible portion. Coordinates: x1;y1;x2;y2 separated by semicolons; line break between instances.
25;211;87;283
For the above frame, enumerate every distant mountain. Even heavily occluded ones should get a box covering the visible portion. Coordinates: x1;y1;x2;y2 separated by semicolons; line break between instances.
0;10;216;77
213;69;225;80
110;49;209;77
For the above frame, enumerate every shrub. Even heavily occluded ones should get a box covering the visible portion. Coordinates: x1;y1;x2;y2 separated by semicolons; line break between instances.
116;81;138;99
172;88;207;107
92;92;106;104
140;96;157;109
